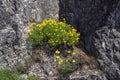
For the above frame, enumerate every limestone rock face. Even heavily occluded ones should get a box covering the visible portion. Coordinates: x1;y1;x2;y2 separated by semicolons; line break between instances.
93;26;120;80
0;0;120;80
93;2;120;79
59;0;120;80
0;0;59;69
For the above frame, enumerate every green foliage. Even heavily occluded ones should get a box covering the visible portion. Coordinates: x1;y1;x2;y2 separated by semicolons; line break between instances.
0;69;19;80
58;62;78;76
27;76;39;80
54;49;80;78
27;19;81;79
0;69;39;80
28;19;80;46
15;58;33;74
15;62;26;74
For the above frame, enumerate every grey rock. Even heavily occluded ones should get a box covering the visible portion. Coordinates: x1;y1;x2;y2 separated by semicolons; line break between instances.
70;77;87;80
19;74;28;79
43;62;51;75
90;74;108;80
0;0;120;80
91;1;120;79
59;0;120;80
0;0;59;69
26;49;57;79
69;65;107;80
93;26;120;80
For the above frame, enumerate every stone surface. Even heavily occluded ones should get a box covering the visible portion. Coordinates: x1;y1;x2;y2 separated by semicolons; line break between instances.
23;47;104;80
92;26;120;80
24;48;59;80
0;0;59;69
69;66;107;80
59;0;120;80
68;47;107;80
0;0;120;80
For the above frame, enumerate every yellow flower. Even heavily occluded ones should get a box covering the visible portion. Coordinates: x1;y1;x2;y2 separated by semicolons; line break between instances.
28;30;31;33
58;61;62;64
58;60;64;64
72;59;76;63
28;30;33;35
63;18;66;22
76;38;79;41
67;50;71;53
60;60;64;63
55;29;58;32
28;30;30;32
72;52;76;55
66;59;68;62
63;39;67;43
54;59;57;62
77;33;80;36
72;29;77;32
56;56;60;59
31;22;36;27
55;50;60;54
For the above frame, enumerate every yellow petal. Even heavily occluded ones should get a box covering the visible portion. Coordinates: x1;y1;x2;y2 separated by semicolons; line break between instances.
55;50;60;54
72;52;76;55
56;56;60;59
66;59;68;62
58;61;61;64
54;59;56;62
72;59;76;63
60;60;64;63
67;50;71;53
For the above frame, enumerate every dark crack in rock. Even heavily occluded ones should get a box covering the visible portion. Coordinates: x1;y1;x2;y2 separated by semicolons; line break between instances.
59;0;120;80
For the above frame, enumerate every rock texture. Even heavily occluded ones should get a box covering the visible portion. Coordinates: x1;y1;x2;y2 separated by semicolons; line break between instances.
25;48;59;80
59;0;120;80
0;0;59;69
69;47;107;80
0;0;120;80
22;47;105;80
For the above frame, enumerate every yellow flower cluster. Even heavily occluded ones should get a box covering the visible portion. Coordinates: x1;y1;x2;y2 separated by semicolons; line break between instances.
28;19;80;46
54;49;77;65
67;50;76;55
55;50;60;54
72;59;76;63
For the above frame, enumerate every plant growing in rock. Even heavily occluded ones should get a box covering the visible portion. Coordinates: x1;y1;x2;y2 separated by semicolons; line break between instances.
19;76;39;80
54;49;79;64
27;76;39;80
28;19;81;78
59;62;78;76
15;58;33;74
0;69;19;80
0;69;39;80
54;49;80;77
28;19;80;46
